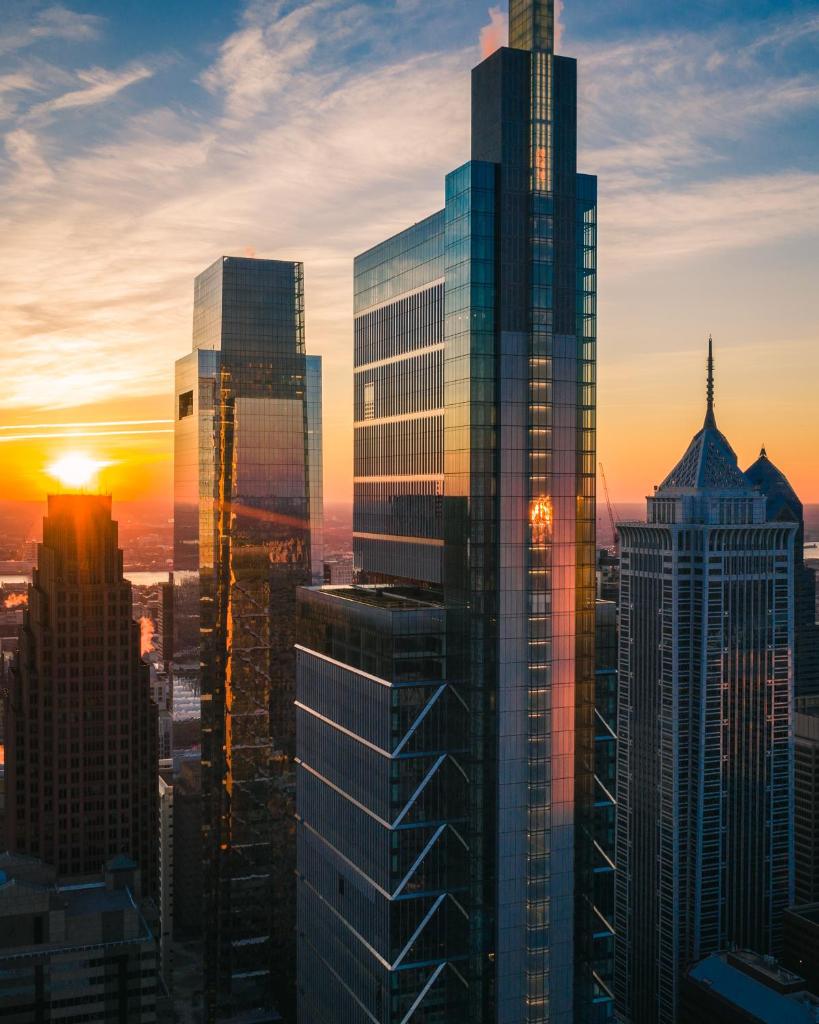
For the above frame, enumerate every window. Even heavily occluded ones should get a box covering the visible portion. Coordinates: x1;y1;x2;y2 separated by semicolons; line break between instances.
178;390;194;419
363;382;375;420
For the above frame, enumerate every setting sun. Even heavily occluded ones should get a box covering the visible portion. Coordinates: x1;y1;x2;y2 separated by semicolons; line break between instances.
46;453;111;490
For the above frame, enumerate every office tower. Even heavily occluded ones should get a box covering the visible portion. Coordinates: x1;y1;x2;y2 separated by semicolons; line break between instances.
614;344;796;1024
175;256;322;1020
679;951;819;1024
0;854;160;1022
295;0;598;1020
746;447;819;699
793;700;819;904
5;494;158;896
158;772;174;993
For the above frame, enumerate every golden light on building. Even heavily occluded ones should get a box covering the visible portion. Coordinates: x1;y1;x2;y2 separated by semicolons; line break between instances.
530;496;553;540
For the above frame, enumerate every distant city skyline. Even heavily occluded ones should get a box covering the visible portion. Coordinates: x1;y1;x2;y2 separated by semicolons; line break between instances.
1;0;817;504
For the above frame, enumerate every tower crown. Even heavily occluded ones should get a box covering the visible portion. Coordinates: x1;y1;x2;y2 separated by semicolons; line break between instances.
509;0;555;52
656;337;751;496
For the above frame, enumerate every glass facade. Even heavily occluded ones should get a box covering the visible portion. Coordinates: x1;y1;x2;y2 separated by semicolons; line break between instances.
297;2;597;1021
174;256;322;1022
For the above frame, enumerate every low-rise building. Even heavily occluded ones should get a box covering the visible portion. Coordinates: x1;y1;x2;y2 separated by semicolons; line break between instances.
680;950;819;1024
0;854;159;1022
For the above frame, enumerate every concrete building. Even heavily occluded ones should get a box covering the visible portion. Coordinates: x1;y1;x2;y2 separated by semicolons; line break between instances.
5;495;158;897
0;854;159;1022
679;951;819;1024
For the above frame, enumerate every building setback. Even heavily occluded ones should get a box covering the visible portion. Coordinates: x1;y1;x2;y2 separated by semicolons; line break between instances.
295;0;600;1021
174;256;322;1021
5;494;158;897
614;343;796;1024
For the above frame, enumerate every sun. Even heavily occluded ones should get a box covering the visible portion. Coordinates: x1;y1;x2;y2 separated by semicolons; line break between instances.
46;453;111;490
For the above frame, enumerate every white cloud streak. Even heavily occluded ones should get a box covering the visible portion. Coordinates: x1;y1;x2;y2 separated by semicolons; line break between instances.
27;63;154;117
0;1;816;504
0;5;102;56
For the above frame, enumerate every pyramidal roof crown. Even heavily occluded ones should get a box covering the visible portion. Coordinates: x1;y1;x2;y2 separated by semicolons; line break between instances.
657;337;752;494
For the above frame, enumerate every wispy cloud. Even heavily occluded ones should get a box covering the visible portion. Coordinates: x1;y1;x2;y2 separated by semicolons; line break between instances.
0;0;817;500
27;63;154;117
0;4;102;56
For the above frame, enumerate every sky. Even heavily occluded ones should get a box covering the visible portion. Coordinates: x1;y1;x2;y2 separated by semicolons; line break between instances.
0;0;817;506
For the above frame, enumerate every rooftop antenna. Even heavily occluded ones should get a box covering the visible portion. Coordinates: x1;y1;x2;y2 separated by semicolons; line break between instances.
704;334;716;429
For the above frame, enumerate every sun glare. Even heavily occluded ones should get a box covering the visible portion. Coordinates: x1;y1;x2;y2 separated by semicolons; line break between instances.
46;453;110;490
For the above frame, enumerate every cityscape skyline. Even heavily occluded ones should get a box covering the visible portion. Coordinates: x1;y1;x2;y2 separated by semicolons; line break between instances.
1;2;818;1023
1;0;818;506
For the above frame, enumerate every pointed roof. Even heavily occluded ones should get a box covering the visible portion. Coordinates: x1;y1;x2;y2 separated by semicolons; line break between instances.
657;337;751;494
745;446;803;522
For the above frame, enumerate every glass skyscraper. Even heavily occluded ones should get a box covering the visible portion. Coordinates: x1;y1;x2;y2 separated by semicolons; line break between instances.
174;256;322;1021
614;345;796;1024
295;2;599;1020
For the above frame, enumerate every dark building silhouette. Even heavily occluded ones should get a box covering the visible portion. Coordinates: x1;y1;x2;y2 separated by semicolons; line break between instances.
172;756;203;940
784;904;819;997
5;495;157;896
615;344;796;1024
746;447;819;699
295;0;601;1020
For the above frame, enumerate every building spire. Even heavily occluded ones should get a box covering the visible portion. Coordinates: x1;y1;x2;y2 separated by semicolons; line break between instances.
704;334;717;429
509;0;554;53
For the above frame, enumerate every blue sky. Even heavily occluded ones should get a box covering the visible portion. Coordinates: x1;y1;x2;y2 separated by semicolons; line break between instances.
0;0;817;502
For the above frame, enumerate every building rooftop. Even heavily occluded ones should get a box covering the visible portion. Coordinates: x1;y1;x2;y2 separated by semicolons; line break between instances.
745;447;803;522
657;339;751;495
306;584;444;612
688;951;819;1023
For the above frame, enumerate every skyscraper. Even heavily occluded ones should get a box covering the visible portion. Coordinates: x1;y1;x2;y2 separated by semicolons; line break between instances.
5;494;158;896
295;0;599;1020
614;343;796;1024
174;256;322;1021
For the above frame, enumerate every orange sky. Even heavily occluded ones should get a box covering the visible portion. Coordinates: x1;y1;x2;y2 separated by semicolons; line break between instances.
1;2;817;508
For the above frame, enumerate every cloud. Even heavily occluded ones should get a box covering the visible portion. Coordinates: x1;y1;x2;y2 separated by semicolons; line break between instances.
0;0;817;503
0;4;101;56
601;171;819;272
479;6;506;59
4;128;54;185
27;63;154;117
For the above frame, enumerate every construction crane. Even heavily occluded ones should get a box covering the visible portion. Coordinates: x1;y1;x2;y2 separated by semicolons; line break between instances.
599;462;619;549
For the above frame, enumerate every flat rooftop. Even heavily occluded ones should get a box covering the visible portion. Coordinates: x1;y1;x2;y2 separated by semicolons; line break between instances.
305;584;444;612
689;951;819;1023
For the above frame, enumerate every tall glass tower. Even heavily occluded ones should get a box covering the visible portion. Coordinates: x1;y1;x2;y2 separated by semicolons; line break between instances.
295;2;599;1021
614;344;796;1024
174;256;322;1022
